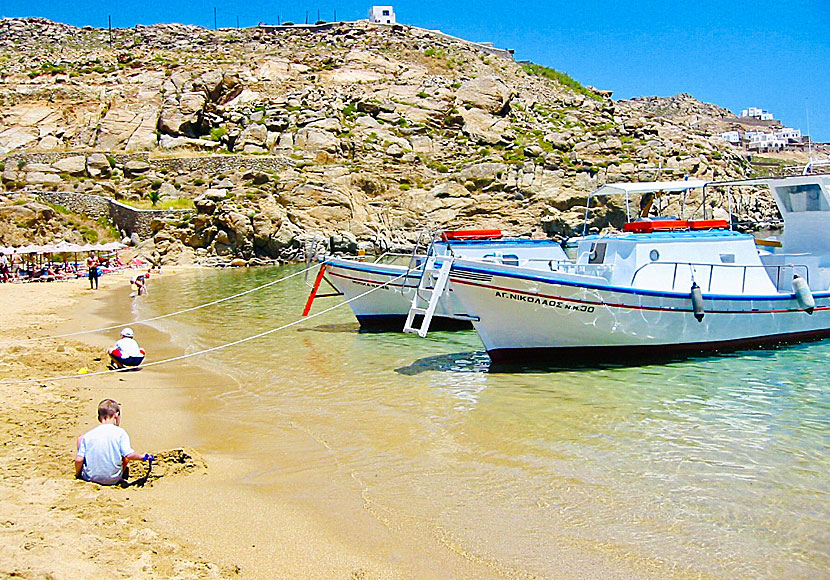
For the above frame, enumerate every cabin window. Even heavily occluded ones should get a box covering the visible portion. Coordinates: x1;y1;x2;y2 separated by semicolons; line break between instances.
588;242;607;264
719;253;735;263
777;184;828;213
501;254;519;266
649;249;660;261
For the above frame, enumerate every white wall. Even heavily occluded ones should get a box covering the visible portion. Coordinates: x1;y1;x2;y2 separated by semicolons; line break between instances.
369;6;396;24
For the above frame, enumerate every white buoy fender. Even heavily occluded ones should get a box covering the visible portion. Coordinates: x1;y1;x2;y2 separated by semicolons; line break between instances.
691;282;705;322
792;275;815;314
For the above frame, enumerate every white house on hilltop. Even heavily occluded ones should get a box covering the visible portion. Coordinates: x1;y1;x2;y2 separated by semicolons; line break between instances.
369;6;396;24
740;107;774;121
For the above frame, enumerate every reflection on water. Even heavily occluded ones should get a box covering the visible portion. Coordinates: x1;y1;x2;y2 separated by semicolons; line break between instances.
295;322;361;334
139;266;830;580
395;351;490;375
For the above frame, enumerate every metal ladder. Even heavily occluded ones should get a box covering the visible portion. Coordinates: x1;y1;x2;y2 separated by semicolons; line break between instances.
403;256;454;337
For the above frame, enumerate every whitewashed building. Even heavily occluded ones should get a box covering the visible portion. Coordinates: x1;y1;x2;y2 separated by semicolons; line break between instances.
740;107;774;121
775;127;802;143
369;6;396;24
717;131;742;144
746;131;788;151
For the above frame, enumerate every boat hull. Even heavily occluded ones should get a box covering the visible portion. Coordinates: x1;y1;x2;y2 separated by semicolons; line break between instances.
449;262;830;363
323;259;473;332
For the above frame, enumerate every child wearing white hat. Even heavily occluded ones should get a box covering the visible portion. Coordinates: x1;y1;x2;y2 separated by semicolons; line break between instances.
107;328;145;369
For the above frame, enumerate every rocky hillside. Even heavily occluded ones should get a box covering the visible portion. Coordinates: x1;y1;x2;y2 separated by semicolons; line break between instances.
0;17;761;264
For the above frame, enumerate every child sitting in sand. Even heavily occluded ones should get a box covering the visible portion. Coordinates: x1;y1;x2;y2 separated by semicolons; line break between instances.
75;399;153;485
107;327;145;369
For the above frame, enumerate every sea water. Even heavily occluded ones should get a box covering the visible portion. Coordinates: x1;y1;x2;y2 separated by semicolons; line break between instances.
138;265;829;579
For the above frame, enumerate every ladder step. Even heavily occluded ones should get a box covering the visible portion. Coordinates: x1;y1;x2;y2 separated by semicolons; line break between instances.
403;257;454;337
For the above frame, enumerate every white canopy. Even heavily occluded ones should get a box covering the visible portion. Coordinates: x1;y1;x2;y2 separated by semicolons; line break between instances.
0;241;126;254
591;179;711;197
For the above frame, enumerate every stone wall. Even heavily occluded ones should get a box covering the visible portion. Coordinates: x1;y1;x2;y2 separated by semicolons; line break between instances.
151;155;289;174
5;151;150;167
36;191;190;240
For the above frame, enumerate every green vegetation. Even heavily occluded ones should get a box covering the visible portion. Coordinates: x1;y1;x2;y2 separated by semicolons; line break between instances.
79;225;99;243
45;202;70;214
342;103;358;118
120;198;196;210
105;154;117;168
416;91;429;99
522;63;601;101
209;127;227;141
30;62;66;77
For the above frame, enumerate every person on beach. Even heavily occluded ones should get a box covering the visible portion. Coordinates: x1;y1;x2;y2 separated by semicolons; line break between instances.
0;252;9;283
87;255;99;289
107;327;145;369
75;399;154;485
130;273;147;296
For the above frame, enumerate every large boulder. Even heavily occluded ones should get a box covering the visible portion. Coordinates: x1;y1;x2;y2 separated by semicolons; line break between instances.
295;127;340;152
457;162;508;189
459;108;510;145
158;92;207;136
52;156;87;175
97;106;160;151
86;153;111;177
238;123;268;148
124;160;151;176
456;76;513;115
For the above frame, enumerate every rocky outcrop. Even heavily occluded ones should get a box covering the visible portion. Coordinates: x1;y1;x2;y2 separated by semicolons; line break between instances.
0;17;770;265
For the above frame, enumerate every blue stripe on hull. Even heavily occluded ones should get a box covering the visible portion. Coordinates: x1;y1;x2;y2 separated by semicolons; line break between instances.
486;327;830;365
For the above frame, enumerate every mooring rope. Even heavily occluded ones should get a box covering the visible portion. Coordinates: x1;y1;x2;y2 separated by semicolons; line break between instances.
0;266;422;387
0;263;320;345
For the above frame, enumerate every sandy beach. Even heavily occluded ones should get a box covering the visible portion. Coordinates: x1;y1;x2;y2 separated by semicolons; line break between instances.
0;270;231;578
0;269;454;580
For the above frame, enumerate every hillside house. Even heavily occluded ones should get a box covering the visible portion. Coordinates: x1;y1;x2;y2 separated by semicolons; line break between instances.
775;127;802;143
717;131;741;144
740;107;774;121
746;131;788;151
369;6;396;24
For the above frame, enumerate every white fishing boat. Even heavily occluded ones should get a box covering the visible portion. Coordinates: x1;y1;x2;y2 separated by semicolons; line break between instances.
303;230;570;332
441;176;830;363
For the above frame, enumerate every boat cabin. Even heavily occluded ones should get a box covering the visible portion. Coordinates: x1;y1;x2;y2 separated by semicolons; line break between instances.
431;233;568;268
572;178;830;295
724;175;830;292
572;227;778;294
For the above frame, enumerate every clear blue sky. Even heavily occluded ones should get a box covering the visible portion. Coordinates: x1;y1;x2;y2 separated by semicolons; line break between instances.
3;0;828;141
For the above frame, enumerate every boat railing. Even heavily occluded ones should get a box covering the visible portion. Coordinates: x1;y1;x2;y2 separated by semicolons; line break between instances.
630;261;810;293
373;252;423;265
515;258;614;278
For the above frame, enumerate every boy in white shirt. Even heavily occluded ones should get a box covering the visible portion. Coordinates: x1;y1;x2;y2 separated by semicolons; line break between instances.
107;327;145;369
75;399;153;485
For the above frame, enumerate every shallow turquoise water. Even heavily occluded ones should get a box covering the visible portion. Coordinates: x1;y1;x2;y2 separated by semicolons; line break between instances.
139;265;829;579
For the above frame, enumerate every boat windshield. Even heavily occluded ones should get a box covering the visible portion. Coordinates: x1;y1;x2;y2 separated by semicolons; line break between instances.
777;183;829;212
